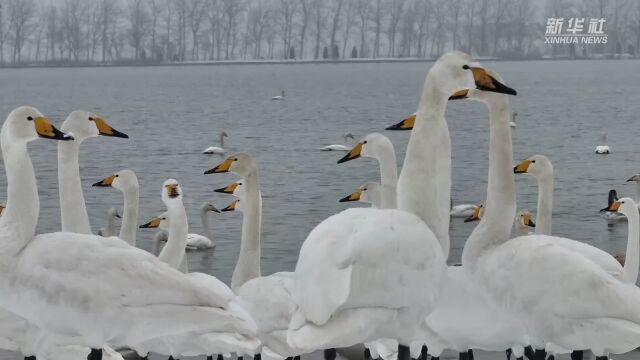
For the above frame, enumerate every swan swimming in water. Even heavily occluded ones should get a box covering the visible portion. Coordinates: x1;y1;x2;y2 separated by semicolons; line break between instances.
595;134;611;154
509;112;517;128
92;169;140;246
320;132;355;151
272;90;285;100
203;131;229;154
339;182;382;208
0;106;258;360
600;190;626;222
97;208;121;237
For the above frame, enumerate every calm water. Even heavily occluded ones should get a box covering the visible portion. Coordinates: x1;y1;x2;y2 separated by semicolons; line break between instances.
0;60;639;285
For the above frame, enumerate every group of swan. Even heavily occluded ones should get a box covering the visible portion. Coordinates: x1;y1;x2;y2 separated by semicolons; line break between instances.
1;50;638;360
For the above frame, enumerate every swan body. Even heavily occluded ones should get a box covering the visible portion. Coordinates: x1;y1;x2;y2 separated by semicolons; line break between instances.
450;203;478;218
97;208;120;237
0;107;256;354
58;110;128;234
203;131;228;154
320;132;355;151
339;182;382;208
272;90;285;100
510;112;517;128
595;134;610;154
207;154;305;359
338;132;398;209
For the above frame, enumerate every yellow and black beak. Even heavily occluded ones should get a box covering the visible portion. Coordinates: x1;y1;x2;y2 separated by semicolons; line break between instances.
600;189;619;212
35;116;74;141
214;182;240;194
513;159;532;174
449;89;470;100
165;183;180;198
92;174;116;187
337;142;363;164
463;65;517;96
0;204;5;216
607;200;622;213
94;117;129;138
523;213;536;228
464;206;482;223
139;217;161;228
205;158;234;174
221;199;239;212
339;188;363;203
386;113;416;131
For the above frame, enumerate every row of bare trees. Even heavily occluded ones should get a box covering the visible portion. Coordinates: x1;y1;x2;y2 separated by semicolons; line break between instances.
0;0;638;65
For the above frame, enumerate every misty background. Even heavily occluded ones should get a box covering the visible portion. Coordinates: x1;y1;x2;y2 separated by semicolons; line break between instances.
0;0;639;66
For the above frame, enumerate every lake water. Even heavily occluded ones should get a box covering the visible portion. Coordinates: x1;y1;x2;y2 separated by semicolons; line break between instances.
0;60;639;359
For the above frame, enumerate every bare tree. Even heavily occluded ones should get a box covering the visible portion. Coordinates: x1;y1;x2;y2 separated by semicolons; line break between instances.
278;0;298;59
298;0;311;59
386;0;405;57
187;0;205;60
7;0;36;63
312;0;325;59
328;0;344;58
355;0;370;58
149;0;162;60
373;0;382;57
341;0;356;58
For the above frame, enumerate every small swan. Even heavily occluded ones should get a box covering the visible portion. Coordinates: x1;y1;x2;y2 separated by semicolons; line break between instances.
625;174;640;205
320;132;355;151
97;208;121;237
450;199;479;218
600;190;626;222
510;112;517;128
339;182;382;208
272;90;285;100
92;169;140;246
385;113;415;131
203;131;228;154
513;210;536;236
595;134;611;154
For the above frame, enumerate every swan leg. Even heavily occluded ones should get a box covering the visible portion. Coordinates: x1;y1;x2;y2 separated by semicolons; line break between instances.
506;349;512;360
595;357;608;360
417;345;428;360
570;351;583;360
397;345;410;360
294;356;300;360
254;354;261;360
218;355;224;360
524;346;535;360
87;348;102;360
24;357;36;360
547;355;554;360
533;348;546;360
324;348;337;360
468;349;474;360
364;348;372;360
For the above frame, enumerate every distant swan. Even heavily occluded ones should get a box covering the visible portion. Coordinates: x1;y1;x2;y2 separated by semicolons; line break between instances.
450;200;479;218
272;90;285;100
600;189;626;222
626;174;640;205
339;182;382;208
595;134;610;154
385;113;415;131
97;208;120;237
510;112;517;128
320;132;355;151
202;131;228;154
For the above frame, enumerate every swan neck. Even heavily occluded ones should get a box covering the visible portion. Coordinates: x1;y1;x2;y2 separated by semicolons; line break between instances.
201;206;213;241
158;201;188;270
624;208;640;283
58;140;92;234
535;174;554;236
232;170;262;290
220;134;225;148
119;185;139;246
0;132;39;257
463;95;516;268
378;145;398;209
635;182;640;203
107;212;117;236
399;78;451;258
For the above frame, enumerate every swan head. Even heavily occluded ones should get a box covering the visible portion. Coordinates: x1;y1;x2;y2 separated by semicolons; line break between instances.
464;204;485;222
140;211;169;231
337;133;393;164
0;204;5;216
107;207;121;219
202;202;220;213
513;155;553;179
447;67;516;105
606;197;638;217
386;113;416;131
220;131;228;138
204;152;257;177
515;210;536;229
92;169;139;193
221;198;242;212
343;132;355;140
162;179;183;204
339;182;381;205
626;174;640;183
214;179;245;197
61;110;128;141
4;106;73;143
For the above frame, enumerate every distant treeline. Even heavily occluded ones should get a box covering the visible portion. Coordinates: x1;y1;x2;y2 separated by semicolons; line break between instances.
0;0;638;66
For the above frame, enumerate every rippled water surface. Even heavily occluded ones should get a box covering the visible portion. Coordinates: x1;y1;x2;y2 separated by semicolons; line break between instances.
0;60;639;285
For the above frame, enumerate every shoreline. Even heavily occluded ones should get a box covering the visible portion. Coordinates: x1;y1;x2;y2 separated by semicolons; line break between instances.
0;55;637;70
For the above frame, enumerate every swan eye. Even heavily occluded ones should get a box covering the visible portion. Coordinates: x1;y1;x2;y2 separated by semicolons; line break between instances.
364;188;367;191
531;160;536;163
115;174;119;177
27;116;33;121
363;141;368;144
88;117;94;121
462;65;470;70
233;158;238;161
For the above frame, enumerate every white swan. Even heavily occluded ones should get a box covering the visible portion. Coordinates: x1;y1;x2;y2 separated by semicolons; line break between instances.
97;208;121;237
140;202;219;250
385;113;415;131
0;106;257;359
463;204;485;223
510;112;517;128
450;201;479;218
604;197;640;284
595;134;611;154
626;174;640;205
58;110;128;234
461;90;640;358
600;189;626;222
320;132;355;151
132;179;261;359
92;169;139;246
513;154;554;235
339;182;382;208
513;210;536;236
203;131;229;154
338;133;397;209
206;154;306;360
272;90;285;100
